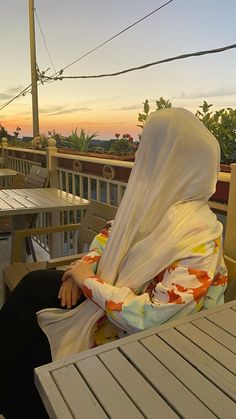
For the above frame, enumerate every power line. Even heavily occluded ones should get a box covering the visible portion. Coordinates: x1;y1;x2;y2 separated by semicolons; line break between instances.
50;0;175;76
0;0;174;113
42;43;236;81
1;42;235;113
0;84;32;112
35;10;57;73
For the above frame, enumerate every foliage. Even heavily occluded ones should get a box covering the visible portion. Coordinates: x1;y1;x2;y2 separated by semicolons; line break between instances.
48;129;65;146
109;133;135;155
196;101;236;164
0;123;21;141
137;99;150;130
137;97;172;130
64;128;98;152
13;126;21;138
137;97;236;164
0;123;9;140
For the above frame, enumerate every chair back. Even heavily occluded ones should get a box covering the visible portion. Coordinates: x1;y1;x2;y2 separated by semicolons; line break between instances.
11;165;49;189
78;200;118;252
211;164;236;302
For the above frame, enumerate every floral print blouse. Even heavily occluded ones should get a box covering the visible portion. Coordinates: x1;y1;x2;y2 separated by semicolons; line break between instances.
81;221;228;347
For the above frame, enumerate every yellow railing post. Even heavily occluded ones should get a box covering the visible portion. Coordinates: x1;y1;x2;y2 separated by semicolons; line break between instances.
46;137;58;187
224;163;236;260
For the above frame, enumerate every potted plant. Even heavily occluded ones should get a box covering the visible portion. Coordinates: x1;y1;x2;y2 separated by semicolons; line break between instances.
108;133;136;160
196;102;236;203
31;134;49;150
137;98;236;204
195;101;236;167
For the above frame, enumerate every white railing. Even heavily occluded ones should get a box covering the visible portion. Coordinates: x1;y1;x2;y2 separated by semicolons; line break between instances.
0;140;134;255
1;138;233;257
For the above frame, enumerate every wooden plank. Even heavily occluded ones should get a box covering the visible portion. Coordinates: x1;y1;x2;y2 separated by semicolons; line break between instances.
159;329;236;401
99;348;178;419
192;317;236;353
121;341;215;419
32;189;78;207
3;197;26;209
3;263;29;290
141;334;236;418
52;364;108;419
76;356;144;419
176;322;236;374
25;261;47;272
208;201;228;213
7;195;38;208
0;188;89;216
0;168;17;176
206;310;236;337
34;368;73;419
0;199;13;210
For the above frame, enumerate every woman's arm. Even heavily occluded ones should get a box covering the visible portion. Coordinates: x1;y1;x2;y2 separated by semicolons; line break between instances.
80;240;227;333
59;222;113;308
81;221;113;273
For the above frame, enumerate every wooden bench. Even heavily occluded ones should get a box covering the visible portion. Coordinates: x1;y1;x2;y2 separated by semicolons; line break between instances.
2;200;117;299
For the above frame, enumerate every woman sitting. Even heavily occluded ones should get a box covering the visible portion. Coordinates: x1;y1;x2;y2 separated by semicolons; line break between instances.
0;108;227;418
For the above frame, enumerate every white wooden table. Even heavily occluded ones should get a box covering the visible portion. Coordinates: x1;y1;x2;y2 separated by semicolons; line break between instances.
35;299;236;419
0;168;18;188
0;188;89;260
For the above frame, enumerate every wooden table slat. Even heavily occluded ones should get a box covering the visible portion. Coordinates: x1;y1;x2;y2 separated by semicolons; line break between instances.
35;301;236;419
176;322;236;374
0;169;17;177
159;328;236;401
52;364;108;419
192;317;236;353
32;188;86;207
76;356;144;419
141;334;236;418
34;370;73;419
0;189;89;216
3;189;72;209
121;341;215;419
206;308;236;337
99;348;178;419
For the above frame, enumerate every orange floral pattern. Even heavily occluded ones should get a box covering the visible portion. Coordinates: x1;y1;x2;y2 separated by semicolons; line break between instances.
81;222;227;343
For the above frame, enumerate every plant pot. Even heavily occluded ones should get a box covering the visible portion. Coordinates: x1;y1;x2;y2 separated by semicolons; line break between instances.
58;148;135;161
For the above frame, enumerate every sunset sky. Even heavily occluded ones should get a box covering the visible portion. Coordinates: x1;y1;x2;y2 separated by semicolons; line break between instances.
1;0;236;140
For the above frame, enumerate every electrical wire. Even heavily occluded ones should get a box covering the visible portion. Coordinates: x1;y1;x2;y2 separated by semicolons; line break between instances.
35;10;57;73
1;42;235;112
0;84;32;112
49;0;175;76
0;0;174;112
42;43;236;80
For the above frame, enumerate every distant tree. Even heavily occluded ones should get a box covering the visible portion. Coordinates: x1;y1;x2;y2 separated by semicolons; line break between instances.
0;123;10;140
13;126;21;138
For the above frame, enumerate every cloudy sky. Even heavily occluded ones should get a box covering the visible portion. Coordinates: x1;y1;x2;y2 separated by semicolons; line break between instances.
1;0;236;139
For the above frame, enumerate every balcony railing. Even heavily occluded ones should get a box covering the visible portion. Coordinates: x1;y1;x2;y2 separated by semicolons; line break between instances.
1;138;234;258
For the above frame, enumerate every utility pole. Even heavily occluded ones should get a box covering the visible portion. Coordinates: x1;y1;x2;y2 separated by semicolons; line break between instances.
29;0;39;137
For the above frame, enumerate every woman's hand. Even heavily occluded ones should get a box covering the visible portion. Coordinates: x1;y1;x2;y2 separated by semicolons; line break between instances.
62;260;94;288
58;277;82;308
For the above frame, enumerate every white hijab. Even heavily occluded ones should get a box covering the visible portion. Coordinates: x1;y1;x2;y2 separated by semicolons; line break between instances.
38;108;222;359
